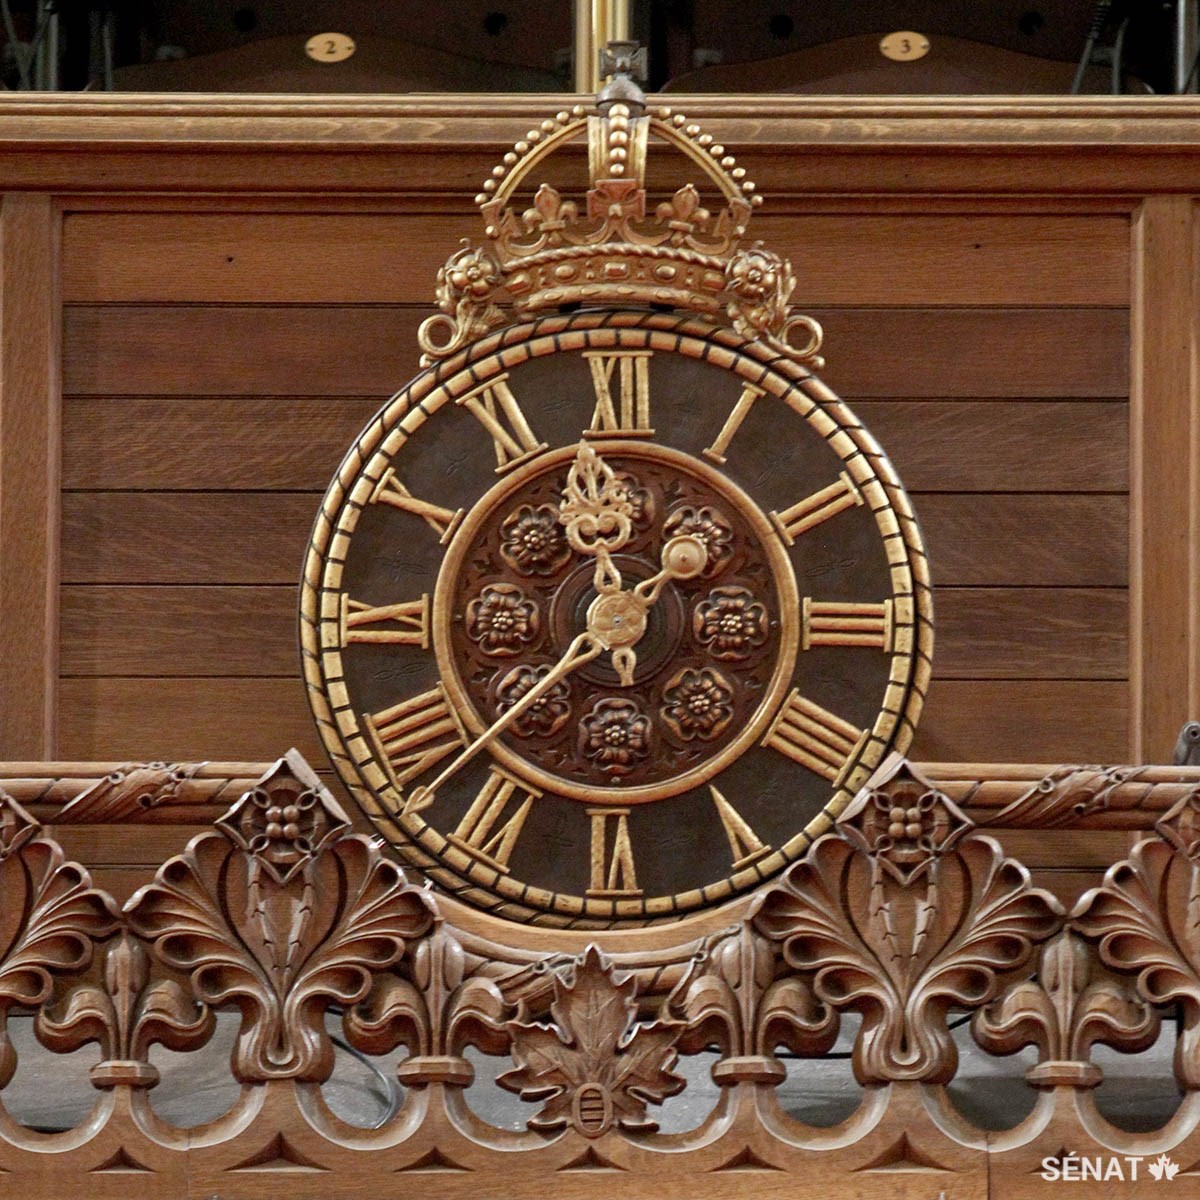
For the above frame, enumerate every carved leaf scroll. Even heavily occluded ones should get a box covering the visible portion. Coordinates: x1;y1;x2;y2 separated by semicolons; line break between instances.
126;757;434;1082
0;792;119;1088
498;945;684;1137
756;761;1063;1085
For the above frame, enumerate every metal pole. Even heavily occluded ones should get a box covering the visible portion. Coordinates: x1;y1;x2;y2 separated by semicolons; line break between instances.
573;0;632;93
1177;0;1197;92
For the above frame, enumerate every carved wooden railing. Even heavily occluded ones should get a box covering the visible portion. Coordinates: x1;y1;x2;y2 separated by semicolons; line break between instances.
2;751;1200;1196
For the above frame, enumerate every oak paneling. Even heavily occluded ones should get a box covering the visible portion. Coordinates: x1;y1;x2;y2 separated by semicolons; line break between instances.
61;211;1130;307
817;307;1129;399
61;304;1129;399
62;396;1128;494
61;492;316;584
59;584;1127;681
60;491;1123;587
934;588;1127;679
58;676;326;762
916;494;1128;586
0;195;60;757
858;401;1127;493
910;678;1129;762
57;675;1130;765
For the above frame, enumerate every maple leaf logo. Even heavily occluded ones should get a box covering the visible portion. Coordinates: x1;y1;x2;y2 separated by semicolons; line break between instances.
1148;1154;1180;1181
497;945;685;1137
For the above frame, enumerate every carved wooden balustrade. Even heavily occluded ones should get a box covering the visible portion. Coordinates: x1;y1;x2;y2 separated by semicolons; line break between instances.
2;750;1200;1197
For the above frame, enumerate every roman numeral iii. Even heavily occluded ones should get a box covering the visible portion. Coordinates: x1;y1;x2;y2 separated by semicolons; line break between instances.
762;690;868;786
363;686;466;807
584;350;654;436
446;767;539;874
802;599;894;651
340;594;431;648
455;374;548;473
770;472;864;545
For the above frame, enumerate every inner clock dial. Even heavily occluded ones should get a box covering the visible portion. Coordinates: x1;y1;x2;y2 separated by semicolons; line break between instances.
433;441;800;804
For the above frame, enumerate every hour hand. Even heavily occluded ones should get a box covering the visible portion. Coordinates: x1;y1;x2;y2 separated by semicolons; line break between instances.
558;442;633;558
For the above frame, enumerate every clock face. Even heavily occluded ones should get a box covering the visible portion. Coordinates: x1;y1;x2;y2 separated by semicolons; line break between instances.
301;310;931;927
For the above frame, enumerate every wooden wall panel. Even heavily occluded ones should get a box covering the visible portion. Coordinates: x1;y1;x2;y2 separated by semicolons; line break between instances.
0;195;60;756
54;194;1133;771
61;303;1128;398
61;396;1128;493
61;211;1131;307
59;583;1127;680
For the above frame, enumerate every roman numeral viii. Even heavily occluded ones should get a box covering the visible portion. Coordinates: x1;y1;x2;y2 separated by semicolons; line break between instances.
363;686;466;808
455;374;548;473
762;691;869;787
446;767;539;874
584;350;654;436
770;472;864;545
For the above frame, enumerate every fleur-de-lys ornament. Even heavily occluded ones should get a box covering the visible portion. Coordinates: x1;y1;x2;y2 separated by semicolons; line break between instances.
498;945;685;1137
1073;785;1200;1089
344;918;510;1088
755;758;1063;1085
127;752;434;1082
36;930;213;1089
674;921;837;1085
973;929;1159;1089
0;790;119;1089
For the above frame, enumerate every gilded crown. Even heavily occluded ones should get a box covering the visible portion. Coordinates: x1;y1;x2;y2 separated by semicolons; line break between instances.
418;44;822;370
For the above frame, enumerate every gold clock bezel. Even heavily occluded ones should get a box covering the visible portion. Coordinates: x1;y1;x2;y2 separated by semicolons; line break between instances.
301;310;933;928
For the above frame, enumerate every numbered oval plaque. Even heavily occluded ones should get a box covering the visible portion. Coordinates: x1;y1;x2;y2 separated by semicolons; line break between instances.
305;32;356;64
880;31;931;62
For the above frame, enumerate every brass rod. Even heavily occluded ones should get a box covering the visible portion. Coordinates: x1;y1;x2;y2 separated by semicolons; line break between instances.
573;0;632;93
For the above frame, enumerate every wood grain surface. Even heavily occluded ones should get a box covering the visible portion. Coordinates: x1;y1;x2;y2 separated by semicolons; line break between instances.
0;195;60;756
59;583;1128;680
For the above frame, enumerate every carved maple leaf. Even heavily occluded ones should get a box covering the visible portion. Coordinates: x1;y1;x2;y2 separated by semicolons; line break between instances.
497;945;684;1136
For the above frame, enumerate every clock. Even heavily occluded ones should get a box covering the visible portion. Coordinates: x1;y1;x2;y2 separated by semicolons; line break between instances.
300;90;932;928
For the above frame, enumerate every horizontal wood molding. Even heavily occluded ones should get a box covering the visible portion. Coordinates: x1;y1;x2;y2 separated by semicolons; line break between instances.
0;95;1198;195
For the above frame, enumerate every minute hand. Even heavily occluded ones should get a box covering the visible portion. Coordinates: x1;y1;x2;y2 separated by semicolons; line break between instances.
403;632;603;814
